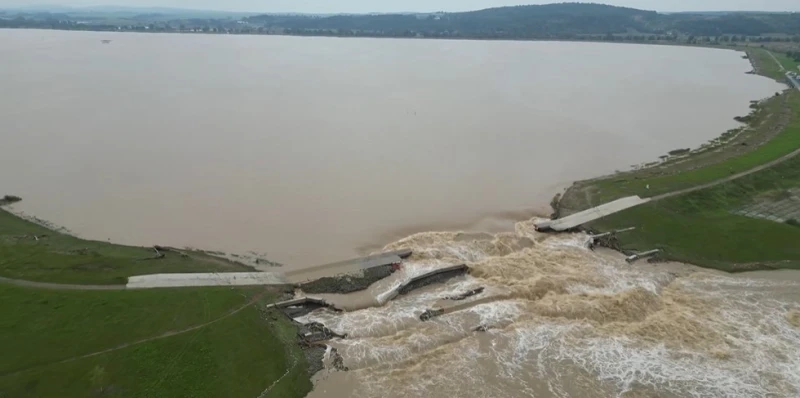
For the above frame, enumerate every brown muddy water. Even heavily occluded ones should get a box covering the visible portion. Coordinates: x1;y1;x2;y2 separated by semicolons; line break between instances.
2;30;798;397
304;223;800;398
0;29;785;268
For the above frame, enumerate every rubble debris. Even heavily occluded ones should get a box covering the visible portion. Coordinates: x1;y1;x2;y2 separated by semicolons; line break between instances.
297;322;346;343
304;345;327;375
154;245;190;258
626;249;661;263
444;287;485;301
299;265;395;294
330;347;349;371
268;297;342;318
419;308;445;322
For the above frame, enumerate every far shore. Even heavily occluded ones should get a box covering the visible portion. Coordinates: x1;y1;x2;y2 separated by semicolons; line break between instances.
2;26;790;60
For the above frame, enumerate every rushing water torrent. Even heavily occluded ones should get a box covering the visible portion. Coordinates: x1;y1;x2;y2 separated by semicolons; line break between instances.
303;218;800;398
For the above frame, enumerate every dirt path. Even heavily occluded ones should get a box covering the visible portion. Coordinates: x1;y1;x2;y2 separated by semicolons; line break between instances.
767;50;786;72
1;289;268;378
0;275;125;290
652;145;800;202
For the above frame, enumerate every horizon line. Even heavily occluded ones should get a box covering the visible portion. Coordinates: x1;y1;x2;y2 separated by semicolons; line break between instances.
1;3;797;16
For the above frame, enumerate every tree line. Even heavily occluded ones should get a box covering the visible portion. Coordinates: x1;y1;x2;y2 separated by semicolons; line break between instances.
2;3;800;42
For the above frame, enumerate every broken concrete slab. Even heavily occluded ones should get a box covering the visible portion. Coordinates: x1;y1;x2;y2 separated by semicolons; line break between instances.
126;272;288;289
268;297;343;318
536;196;650;232
398;265;468;296
626;249;661;263
298;265;395;294
284;250;409;284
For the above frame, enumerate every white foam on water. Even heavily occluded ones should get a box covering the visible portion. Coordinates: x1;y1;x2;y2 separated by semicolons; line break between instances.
308;223;800;397
566;257;675;296
443;300;524;328
541;233;593;250
299;275;498;338
563;336;796;397
373;260;451;304
333;300;525;370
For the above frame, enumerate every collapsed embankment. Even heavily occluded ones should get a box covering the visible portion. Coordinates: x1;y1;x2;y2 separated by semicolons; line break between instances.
270;256;472;377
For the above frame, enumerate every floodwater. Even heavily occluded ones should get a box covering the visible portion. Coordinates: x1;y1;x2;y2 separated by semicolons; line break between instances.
2;30;798;398
0;29;784;268
304;224;800;398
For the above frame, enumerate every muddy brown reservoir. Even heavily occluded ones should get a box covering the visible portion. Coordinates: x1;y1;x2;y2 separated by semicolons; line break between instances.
0;29;784;268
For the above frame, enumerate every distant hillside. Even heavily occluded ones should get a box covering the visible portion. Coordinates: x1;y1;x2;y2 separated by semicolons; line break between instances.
244;3;800;38
2;2;799;40
247;3;661;38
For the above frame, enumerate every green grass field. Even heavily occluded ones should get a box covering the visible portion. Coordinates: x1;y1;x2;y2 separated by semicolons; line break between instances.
591;141;800;272
0;305;311;398
747;47;787;81
0;284;259;375
774;51;800;73
0;208;254;285
0;211;312;398
739;47;798;81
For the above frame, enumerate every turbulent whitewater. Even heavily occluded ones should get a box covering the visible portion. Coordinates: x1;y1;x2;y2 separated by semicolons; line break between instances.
303;218;800;398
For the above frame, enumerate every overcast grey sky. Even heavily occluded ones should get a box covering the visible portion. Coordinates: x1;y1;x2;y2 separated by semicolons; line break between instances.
1;1;798;13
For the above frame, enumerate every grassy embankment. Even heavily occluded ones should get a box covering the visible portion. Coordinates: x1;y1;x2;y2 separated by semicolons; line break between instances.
562;90;800;207
593;152;800;271
558;48;800;272
746;47;791;81
774;52;800;73
0;208;256;285
0;209;312;398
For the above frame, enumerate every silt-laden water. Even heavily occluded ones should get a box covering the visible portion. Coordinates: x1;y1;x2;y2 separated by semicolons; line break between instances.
304;221;800;397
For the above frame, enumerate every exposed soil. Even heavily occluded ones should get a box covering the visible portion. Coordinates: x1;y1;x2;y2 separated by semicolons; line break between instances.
299;265;394;294
303;345;327;376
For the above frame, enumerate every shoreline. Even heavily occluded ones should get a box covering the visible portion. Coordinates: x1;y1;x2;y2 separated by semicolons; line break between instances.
2;31;783;269
2;39;792;277
556;86;793;210
1;204;76;236
545;41;800;272
0;26;789;52
552;57;792;217
550;50;800;272
4;27;788;71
